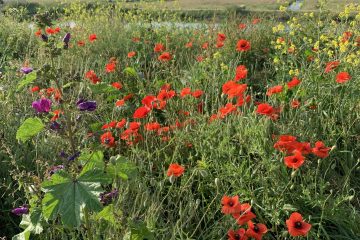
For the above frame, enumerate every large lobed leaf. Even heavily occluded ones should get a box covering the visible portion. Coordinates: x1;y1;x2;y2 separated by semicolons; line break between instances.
16;118;45;142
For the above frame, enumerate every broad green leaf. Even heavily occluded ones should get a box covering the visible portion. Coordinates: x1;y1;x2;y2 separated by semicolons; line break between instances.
95;204;117;225
41;169;110;227
89;83;118;94
16;118;45;142
12;230;30;240
90;122;102;132
123;67;137;77
17;72;37;91
78;150;105;172
124;222;155;240
107;155;137;180
19;208;43;234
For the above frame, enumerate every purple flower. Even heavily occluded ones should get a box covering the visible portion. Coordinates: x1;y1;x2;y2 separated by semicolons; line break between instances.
63;33;71;49
41;34;48;42
11;206;29;216
77;100;96;111
68;151;80;161
50;121;61;130
32;98;52;113
100;188;118;205
20;67;33;74
48;165;64;176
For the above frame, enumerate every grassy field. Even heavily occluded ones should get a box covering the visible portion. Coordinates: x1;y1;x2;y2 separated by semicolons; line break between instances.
1;1;360;240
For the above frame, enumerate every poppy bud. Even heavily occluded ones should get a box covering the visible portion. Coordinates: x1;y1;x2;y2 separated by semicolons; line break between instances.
169;175;175;184
291;169;298;178
214;177;219;187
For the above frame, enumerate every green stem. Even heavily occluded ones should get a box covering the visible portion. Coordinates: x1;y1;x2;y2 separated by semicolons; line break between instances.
84;208;93;240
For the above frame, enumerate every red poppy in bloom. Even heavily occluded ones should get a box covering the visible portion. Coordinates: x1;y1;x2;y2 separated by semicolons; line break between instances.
291;99;300;108
123;93;134;101
284;150;305;169
102;121;117;130
324;61;340;73
216;41;224;48
336;72;351;83
202;42;209;49
235;65;248;81
89;34;97;42
287;77;301;89
31;86;40;93
192;90;204;98
100;132;115;148
145;122;161;131
51;109;62;122
228;228;248;240
46;28;56;35
154;43;165;52
116;119;126;129
111;82;122;90
167;163;185;177
196;55;204;62
246;221;268;240
266;85;283;96
35;29;42;36
236;39;251;52
217;33;226;42
158;52;172;61
157;89;176;101
252;18;261;24
180;87;192;98
127;51;136;58
238;23;247;29
129;122;141;130
133;106;151;119
312;141;331;158
77;41;85;47
85;70;101;84
274;135;297;153
115;99;125;107
286;212;312;237
256;103;278;119
222;81;247;98
232;203;256;225
221;196;241;214
219;103;237;118
185;42;193;48
105;62;116;73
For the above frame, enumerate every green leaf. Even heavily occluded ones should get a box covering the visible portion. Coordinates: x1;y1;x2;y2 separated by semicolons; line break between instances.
107;155;137;180
123;67;137;77
17;72;37;91
78;150;105;172
89;83;118;94
19;208;43;234
95;204;117;225
124;222;155;240
41;169;110;227
16;118;45;142
12;230;30;240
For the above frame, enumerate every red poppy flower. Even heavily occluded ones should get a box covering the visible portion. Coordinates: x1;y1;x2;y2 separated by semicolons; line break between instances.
256;103;279;120
336;72;351;83
291;99;300;108
192;89;204;98
109;82;121;90
46;28;56;35
105;62;116;73
232;203;256;225
219;103;237;118
185;42;193;48
127;51;136;58
266;85;283;96
100;132;115;148
324;61;340;73
101;121;117;130
238;23;247;29
158;52;172;61
287;77;301;89
222;81;247;98
167;163;185;177
246;221;268;240
157;89;175;101
115;99;125;107
133;106;151;119
312;141;330;158
145;122;161;131
35;29;42;36
236;39;251;52
274;135;297;153
216;41;224;48
154;43;165;52
196;55;204;62
51;109;62;122
284;150;305;169
221;195;241;214
180;87;192;98
116;119;126;129
77;41;85;47
235;65;248;81
252;18;261;24
123;94;133;101
297;142;312;155
89;34;97;42
85;70;101;84
129;122;141;130
286;212;312;237
31;86;40;93
202;42;209;49
228;228;248;240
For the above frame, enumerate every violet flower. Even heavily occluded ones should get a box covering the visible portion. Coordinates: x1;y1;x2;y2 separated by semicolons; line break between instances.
68;151;80;161
77;99;96;111
20;67;33;74
63;33;71;49
11;205;29;216
32;98;52;113
48;165;64;176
